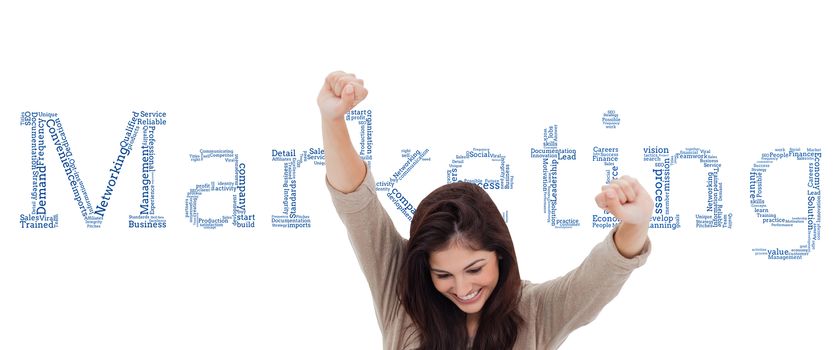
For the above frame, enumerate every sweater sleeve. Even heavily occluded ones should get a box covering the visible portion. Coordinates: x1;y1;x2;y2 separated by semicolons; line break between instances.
326;164;407;334
531;226;651;349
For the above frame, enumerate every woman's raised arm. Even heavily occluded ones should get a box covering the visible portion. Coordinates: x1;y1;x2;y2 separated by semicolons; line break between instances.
594;175;653;258
318;71;368;193
319;72;407;335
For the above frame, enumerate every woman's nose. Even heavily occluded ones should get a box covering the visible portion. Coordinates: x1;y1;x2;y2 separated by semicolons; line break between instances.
454;278;472;297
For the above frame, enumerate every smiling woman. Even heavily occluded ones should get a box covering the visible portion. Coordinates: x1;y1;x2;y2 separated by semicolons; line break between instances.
320;71;653;350
399;181;520;349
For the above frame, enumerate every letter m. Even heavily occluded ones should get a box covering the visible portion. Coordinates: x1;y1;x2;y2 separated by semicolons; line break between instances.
18;111;166;229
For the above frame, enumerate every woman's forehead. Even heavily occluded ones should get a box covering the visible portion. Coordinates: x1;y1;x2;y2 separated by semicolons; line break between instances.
429;243;496;268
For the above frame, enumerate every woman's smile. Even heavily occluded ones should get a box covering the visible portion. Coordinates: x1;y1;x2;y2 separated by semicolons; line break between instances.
453;288;483;304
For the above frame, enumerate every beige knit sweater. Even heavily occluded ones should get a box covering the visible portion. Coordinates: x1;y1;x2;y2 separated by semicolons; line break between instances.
327;165;650;349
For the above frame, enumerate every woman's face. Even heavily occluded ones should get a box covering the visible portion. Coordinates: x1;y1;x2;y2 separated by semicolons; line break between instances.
428;240;500;315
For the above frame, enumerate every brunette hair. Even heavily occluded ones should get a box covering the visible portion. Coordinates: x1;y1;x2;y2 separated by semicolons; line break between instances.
397;181;523;350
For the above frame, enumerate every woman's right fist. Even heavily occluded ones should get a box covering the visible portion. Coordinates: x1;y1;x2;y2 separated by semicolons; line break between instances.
317;71;368;121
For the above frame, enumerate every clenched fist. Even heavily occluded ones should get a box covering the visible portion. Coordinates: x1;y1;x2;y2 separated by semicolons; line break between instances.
317;71;368;122
594;175;653;226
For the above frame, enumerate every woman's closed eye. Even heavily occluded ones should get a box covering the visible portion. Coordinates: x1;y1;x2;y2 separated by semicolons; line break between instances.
434;266;483;279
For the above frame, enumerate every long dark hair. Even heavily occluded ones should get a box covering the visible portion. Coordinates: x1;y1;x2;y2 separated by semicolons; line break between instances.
397;181;524;350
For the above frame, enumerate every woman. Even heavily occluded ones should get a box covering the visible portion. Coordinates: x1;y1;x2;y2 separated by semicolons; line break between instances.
320;71;652;350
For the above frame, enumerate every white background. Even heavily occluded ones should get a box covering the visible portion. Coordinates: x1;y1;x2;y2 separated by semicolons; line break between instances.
1;1;835;349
